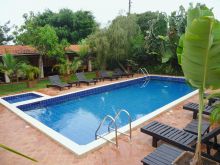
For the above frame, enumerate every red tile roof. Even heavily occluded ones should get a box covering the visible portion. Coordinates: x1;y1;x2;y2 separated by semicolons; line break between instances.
65;45;80;52
0;45;37;56
0;44;79;56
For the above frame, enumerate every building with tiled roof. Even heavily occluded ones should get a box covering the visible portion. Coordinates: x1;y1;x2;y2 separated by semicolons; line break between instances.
0;45;81;82
0;45;80;56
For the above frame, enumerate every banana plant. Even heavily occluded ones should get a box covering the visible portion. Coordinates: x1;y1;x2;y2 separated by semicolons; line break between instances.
177;5;220;164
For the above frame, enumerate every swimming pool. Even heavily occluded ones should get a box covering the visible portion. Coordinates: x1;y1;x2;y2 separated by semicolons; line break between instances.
2;93;43;103
1;76;197;155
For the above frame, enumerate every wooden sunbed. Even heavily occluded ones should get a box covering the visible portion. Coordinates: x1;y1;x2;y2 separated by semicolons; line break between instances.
46;75;72;91
75;72;97;85
183;102;215;119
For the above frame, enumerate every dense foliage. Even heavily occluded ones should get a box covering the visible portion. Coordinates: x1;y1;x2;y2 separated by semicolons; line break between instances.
134;6;186;75
1;5;203;79
15;9;97;44
85;6;186;75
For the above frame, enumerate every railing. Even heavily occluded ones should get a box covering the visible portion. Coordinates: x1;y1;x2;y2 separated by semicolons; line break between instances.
95;115;118;146
95;110;132;147
138;67;150;88
108;109;132;140
138;67;149;77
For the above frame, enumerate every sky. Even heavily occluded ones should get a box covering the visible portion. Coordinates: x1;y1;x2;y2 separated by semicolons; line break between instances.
0;0;220;27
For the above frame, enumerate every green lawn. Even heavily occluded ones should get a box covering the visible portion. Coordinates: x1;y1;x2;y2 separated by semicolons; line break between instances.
0;72;97;96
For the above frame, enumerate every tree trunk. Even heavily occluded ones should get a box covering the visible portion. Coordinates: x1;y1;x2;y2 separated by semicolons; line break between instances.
4;72;10;83
66;55;70;75
39;54;44;78
88;59;92;72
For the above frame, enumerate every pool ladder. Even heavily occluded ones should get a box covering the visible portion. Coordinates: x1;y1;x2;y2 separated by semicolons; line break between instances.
95;109;132;147
138;67;149;78
138;68;150;88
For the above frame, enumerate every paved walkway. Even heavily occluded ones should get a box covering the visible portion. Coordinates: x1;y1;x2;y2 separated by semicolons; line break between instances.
0;75;201;165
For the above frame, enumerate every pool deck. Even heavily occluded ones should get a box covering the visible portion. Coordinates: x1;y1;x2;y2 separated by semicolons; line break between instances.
0;74;211;165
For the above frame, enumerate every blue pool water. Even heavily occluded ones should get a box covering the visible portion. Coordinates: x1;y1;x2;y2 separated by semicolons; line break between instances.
23;79;194;145
3;93;42;103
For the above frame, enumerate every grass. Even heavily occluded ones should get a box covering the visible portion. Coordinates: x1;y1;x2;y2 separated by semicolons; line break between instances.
0;79;49;96
0;72;97;96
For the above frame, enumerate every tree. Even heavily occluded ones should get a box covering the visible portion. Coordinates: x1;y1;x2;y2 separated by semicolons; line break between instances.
107;15;141;69
177;5;220;164
158;6;186;70
77;39;92;71
16;24;65;78
136;11;159;35
86;29;110;69
72;10;97;43
144;12;168;63
32;25;61;78
16;9;97;44
0;21;13;45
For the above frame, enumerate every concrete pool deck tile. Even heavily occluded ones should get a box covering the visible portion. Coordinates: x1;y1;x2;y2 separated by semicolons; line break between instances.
0;75;210;165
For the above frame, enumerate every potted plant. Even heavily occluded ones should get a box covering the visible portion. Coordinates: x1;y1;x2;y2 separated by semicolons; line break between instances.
21;63;40;88
175;4;220;164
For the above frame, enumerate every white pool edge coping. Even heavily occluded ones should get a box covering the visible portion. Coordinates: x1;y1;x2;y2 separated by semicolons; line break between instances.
0;76;199;156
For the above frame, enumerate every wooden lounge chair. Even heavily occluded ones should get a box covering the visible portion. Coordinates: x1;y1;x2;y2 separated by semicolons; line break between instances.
75;72;97;85
141;121;197;150
46;75;72;91
99;70;119;81
141;121;220;152
141;144;183;165
204;93;220;106
113;68;134;78
141;144;220;165
183;102;215;119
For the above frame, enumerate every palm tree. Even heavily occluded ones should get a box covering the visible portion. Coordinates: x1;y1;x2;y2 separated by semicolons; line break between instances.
0;54;23;83
20;63;40;87
53;57;82;80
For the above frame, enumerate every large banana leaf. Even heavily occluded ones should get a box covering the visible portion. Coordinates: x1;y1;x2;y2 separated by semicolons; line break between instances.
181;16;220;89
177;6;220;164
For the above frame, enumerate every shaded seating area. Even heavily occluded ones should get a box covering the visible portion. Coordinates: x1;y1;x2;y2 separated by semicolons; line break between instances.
140;121;220;163
75;72;97;85
113;68;134;78
183;102;215;119
46;75;72;91
99;70;119;81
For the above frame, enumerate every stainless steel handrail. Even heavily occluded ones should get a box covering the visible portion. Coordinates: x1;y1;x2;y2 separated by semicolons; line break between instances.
108;109;132;140
95;115;118;147
138;67;149;77
138;67;150;87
